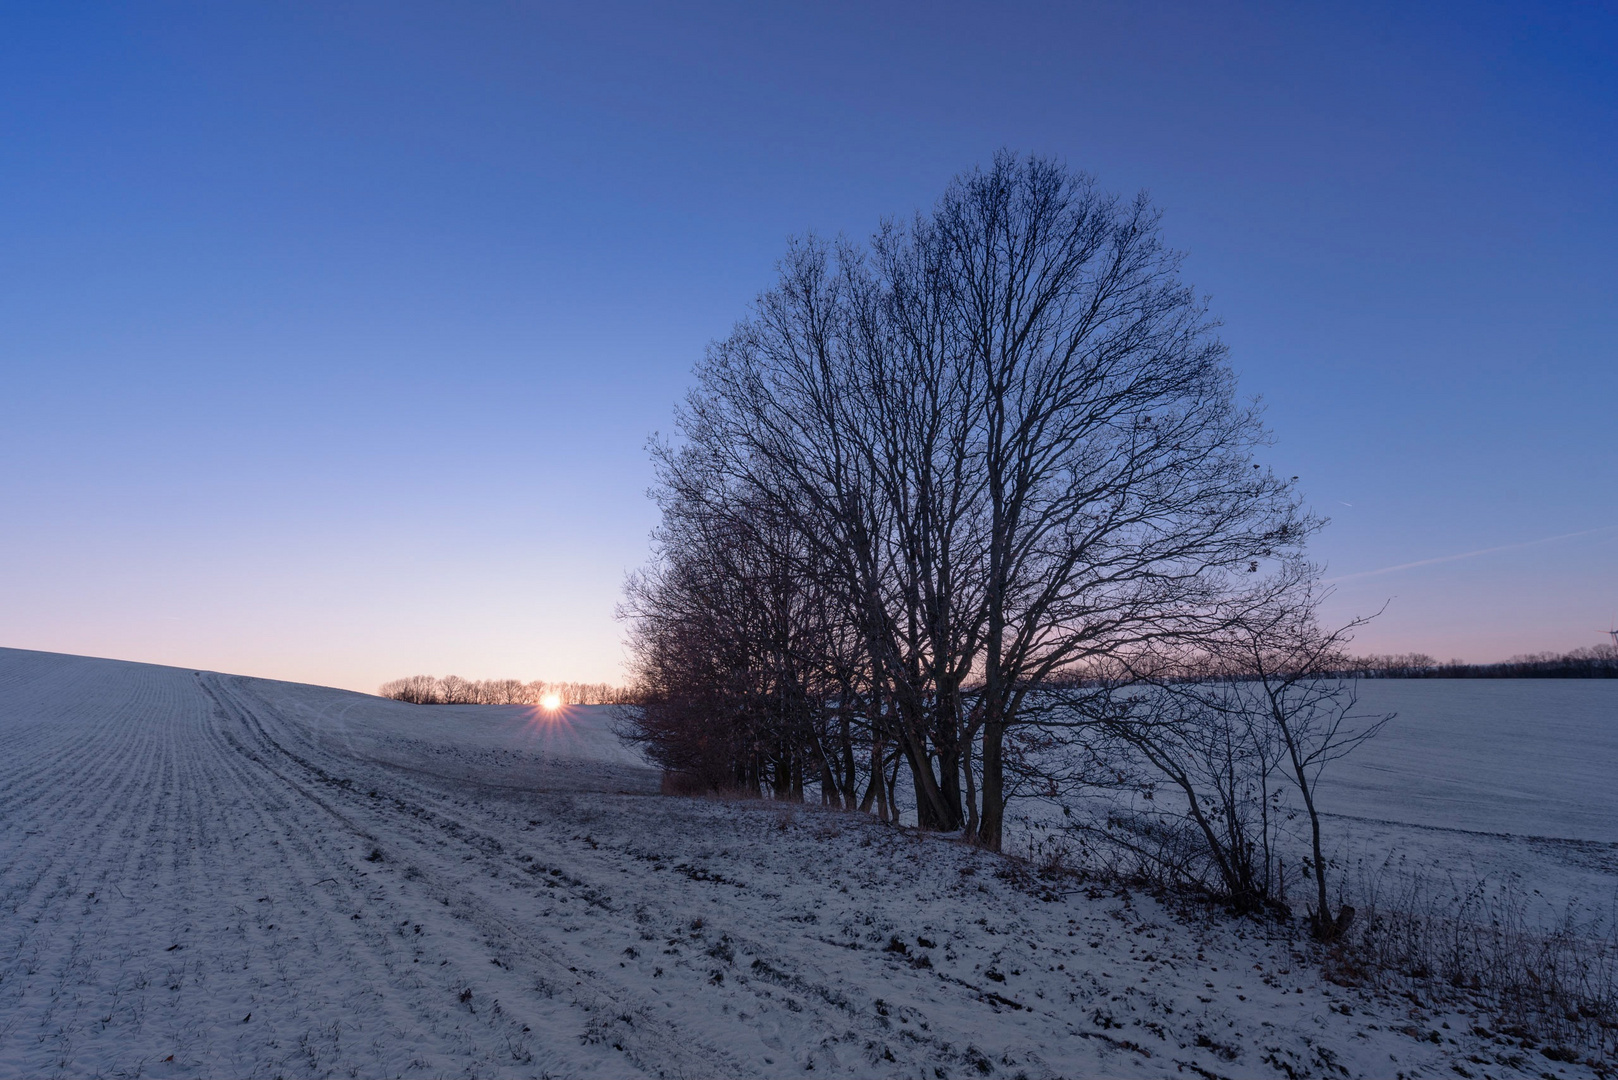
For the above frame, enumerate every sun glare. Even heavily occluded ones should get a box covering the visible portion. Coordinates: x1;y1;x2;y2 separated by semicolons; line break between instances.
540;692;562;712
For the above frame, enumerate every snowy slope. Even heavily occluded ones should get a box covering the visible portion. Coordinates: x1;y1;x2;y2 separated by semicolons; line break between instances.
0;647;1603;1078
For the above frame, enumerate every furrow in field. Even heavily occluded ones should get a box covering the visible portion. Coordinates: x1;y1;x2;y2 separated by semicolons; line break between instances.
191;677;581;1077
205;672;744;1078
212;675;972;1075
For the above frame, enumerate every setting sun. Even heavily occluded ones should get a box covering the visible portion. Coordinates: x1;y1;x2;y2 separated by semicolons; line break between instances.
539;692;562;712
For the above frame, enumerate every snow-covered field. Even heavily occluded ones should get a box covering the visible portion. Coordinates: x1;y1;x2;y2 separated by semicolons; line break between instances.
1329;680;1618;843
0;646;1607;1078
1311;680;1618;923
1005;679;1618;925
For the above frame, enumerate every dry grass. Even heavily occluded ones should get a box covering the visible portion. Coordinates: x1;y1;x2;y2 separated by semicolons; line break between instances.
1325;870;1618;1059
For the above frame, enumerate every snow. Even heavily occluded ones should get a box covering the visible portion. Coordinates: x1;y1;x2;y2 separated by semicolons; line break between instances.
0;646;1606;1078
1324;680;1618;844
1273;680;1618;921
1004;679;1618;926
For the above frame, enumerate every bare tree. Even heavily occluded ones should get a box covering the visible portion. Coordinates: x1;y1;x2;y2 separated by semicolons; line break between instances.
1213;569;1391;938
1085;671;1286;911
632;151;1311;850
1068;564;1391;930
621;468;864;800
929;154;1309;849
378;674;444;704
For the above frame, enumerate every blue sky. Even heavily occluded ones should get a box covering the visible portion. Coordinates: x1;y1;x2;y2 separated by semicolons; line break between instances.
2;2;1614;691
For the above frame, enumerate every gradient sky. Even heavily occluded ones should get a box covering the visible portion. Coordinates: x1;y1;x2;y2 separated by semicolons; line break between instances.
2;2;1614;693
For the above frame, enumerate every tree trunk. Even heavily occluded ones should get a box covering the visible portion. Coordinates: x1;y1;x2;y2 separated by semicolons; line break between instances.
901;739;949;829
859;737;883;815
1297;768;1336;937
977;719;1005;850
963;729;980;838
896;705;961;830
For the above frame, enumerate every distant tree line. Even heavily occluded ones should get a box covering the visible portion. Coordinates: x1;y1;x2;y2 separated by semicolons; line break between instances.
378;675;635;706
1335;645;1617;679
620;153;1389;937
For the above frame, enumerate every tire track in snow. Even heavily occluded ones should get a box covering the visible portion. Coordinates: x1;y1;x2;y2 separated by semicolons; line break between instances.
209;678;1021;1076
202;672;746;1079
0;653;700;1077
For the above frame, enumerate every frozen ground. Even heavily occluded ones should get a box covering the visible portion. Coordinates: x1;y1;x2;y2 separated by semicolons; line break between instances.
0;646;1606;1078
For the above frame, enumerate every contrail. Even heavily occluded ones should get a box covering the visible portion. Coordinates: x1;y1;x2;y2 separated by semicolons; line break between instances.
1325;525;1618;584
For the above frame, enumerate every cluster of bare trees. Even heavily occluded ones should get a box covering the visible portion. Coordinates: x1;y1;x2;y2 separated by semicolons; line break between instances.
1335;651;1452;675
1337;646;1617;678
378;675;633;706
624;151;1368;860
